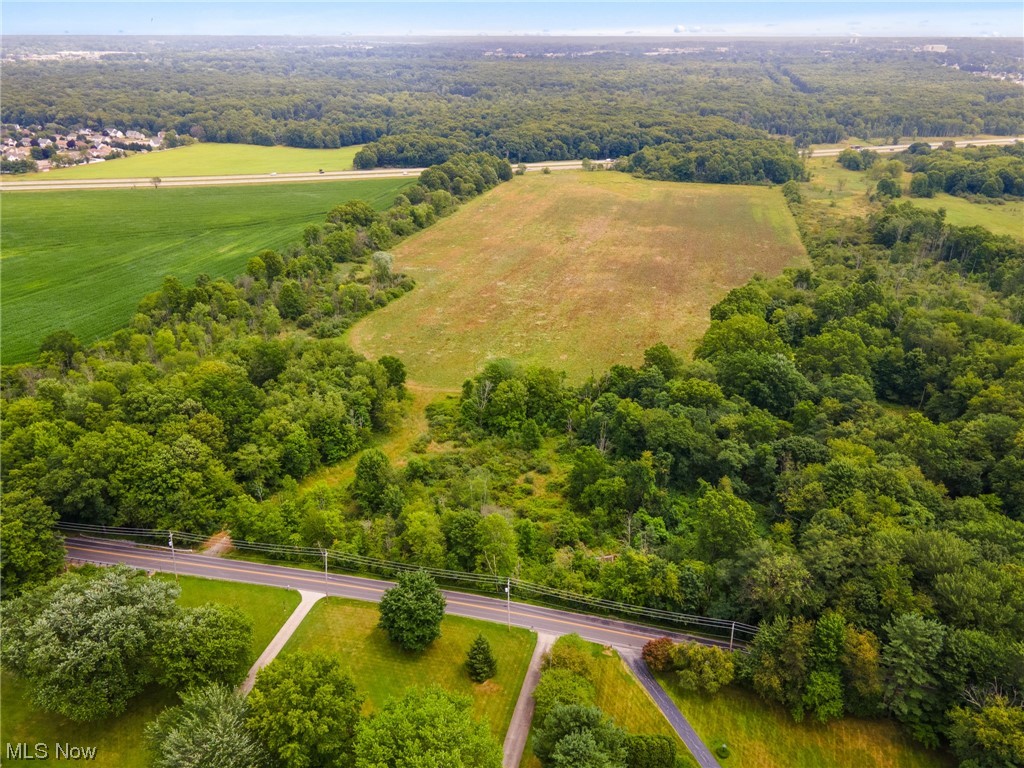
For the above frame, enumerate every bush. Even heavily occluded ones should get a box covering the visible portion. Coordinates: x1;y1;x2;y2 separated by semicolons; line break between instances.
671;641;735;695
716;743;731;759
625;733;677;768
642;637;675;673
543;634;595;681
532;668;596;723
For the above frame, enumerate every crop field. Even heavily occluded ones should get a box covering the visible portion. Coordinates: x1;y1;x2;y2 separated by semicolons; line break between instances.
657;679;953;768
802;157;1024;239
282;597;536;740
0;576;299;768
349;171;807;389
0;178;409;364
11;142;364;180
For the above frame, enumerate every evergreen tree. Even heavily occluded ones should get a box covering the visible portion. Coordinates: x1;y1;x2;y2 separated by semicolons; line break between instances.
466;634;498;683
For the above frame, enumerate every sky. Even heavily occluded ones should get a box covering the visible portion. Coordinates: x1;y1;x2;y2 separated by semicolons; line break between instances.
1;1;1021;38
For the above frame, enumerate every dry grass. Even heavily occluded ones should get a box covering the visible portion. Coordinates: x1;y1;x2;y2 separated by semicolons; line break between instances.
349;171;806;388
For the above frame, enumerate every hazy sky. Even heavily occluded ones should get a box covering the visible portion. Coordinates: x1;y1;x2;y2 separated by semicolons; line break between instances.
2;2;1021;38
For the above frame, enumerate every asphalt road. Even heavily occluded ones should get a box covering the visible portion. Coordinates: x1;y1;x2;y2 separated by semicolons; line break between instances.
0;160;588;192
4;138;1021;193
65;536;733;653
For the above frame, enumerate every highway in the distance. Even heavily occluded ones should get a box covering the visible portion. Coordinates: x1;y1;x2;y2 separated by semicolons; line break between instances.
4;137;1021;192
65;536;738;652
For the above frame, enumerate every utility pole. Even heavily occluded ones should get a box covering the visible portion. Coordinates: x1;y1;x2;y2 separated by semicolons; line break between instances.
505;578;511;631
168;531;178;581
729;621;735;652
318;542;329;597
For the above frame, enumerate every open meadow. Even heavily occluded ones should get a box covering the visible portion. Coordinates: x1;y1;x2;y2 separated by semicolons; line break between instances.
0;575;299;768
0;178;409;364
349;171;807;389
802;156;1024;239
282;597;536;740
657;679;953;768
11;142;364;180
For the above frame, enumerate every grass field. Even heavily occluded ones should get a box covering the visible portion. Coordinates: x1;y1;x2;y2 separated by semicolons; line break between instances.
520;641;697;768
0;178;409;364
0;575;299;768
282;597;536;740
12;142;363;180
657;679;954;768
349;171;807;389
802;157;1024;239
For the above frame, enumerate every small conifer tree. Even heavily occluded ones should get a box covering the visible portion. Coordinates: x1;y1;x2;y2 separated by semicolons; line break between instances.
466;634;498;683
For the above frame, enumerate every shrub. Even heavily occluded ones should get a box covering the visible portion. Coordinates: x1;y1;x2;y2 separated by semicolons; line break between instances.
625;734;677;768
642;637;675;673
466;634;498;683
532;668;596;723
543;634;595;681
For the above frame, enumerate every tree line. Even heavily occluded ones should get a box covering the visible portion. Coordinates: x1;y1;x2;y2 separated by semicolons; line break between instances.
3;42;1021;162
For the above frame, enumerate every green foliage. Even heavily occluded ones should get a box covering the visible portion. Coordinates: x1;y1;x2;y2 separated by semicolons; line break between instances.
354;687;502;768
544;634;597;681
0;490;64;596
533;667;597;724
882;614;948;747
671;642;736;695
534;704;627;768
624;734;677;768
377;570;446;651
466;633;498;683
947;689;1024;768
624;138;805;185
146;685;268;768
1;565;179;721
247;652;363;768
155;604;254;689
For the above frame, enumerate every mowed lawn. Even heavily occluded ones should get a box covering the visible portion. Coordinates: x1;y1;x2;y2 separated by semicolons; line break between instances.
0;575;299;768
1;178;409;364
11;142;363;180
657;679;954;768
282;597;536;741
520;641;697;768
349;171;806;389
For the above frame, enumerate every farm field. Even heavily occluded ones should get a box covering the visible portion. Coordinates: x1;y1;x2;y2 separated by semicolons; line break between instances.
520;641;696;768
11;142;364;180
0;575;299;768
349;171;807;389
0;178;409;364
282;597;536;740
802;157;1024;239
657;678;954;768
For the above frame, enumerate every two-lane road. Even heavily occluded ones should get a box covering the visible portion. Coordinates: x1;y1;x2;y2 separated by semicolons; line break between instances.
65;536;733;652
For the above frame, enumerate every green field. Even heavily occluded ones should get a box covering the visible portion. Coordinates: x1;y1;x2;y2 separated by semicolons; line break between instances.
0;575;299;768
349;171;807;389
521;641;696;768
657;679;953;768
11;142;363;180
282;597;536;740
803;157;1024;239
0;178;409;364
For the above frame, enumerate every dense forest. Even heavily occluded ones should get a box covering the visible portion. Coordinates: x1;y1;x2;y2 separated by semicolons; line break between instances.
3;37;1022;164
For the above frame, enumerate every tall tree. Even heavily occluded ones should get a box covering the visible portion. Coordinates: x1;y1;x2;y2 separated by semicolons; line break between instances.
377;570;446;651
247;652;363;768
